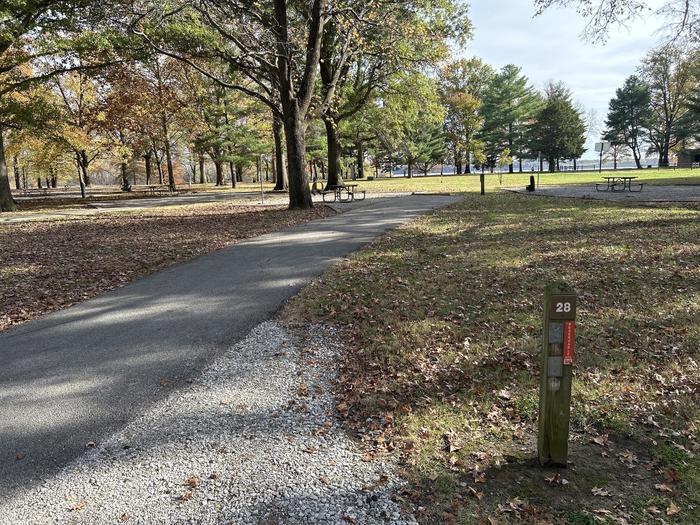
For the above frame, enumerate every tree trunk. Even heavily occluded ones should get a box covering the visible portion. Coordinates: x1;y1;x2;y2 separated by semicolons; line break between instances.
37;177;42;189
13;155;21;190
273;0;323;209
144;152;152;185
163;135;175;191
229;160;236;188
214;160;224;186
236;163;243;183
199;156;205;184
282;104;313;209
323;117;341;190
519;158;523;172
633;148;642;169
75;153;86;199
660;136;670;167
272;114;287;191
121;161;130;191
356;140;365;179
407;159;413;179
0;128;17;211
549;157;556;172
80;150;91;186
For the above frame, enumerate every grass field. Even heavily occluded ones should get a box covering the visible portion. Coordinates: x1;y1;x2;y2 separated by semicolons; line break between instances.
8;167;699;213
284;192;700;524
359;167;700;194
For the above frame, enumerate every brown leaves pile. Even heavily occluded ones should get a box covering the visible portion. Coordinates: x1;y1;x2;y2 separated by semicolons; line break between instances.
1;203;335;332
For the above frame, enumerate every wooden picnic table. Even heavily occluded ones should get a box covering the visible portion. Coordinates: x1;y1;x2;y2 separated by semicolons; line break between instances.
596;176;644;192
323;184;365;203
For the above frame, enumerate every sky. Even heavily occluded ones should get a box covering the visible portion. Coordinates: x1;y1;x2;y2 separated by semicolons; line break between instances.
467;0;667;158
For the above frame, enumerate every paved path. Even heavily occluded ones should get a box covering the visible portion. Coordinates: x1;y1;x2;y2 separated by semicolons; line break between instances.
507;184;700;203
0;195;458;498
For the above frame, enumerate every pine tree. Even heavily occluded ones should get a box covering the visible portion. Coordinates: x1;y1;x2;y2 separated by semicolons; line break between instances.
603;75;652;169
526;82;587;172
481;65;541;173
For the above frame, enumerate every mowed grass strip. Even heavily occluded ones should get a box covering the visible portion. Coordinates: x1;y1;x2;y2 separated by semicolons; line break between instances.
0;202;335;332
359;167;700;194
284;193;700;524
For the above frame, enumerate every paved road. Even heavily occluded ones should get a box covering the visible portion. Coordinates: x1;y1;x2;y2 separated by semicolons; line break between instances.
0;195;458;497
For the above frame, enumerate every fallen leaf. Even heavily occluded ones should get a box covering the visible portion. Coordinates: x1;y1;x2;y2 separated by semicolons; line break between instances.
591;486;611;497
118;513;129;522
69;499;87;512
467;486;484;500
655;483;673;492
15;452;26;461
179;491;192;502
185;476;200;489
666;501;680;516
591;434;609;447
544;473;568;485
662;468;679;482
497;388;512;400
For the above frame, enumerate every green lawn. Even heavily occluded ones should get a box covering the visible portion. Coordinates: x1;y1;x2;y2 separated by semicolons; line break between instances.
285;192;700;524
359;167;700;194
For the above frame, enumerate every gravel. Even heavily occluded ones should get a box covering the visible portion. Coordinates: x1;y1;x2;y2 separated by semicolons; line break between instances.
2;322;417;525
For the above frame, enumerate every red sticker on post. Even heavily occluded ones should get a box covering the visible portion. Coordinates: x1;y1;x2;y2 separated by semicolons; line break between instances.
563;321;575;365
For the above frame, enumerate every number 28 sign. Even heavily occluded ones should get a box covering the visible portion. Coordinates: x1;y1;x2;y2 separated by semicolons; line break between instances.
549;295;577;320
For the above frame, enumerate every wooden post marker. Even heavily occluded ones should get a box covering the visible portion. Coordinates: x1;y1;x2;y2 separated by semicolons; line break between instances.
538;283;577;467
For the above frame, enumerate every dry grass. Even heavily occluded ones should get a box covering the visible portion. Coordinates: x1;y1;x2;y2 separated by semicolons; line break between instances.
284;193;700;524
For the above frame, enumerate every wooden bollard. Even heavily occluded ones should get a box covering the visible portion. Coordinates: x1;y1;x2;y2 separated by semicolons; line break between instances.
538;283;577;467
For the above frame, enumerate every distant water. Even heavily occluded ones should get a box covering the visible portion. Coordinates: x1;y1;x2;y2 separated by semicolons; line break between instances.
387;159;660;177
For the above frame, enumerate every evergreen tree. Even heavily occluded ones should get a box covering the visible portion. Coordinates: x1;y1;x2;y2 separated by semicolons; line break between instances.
526;82;587;172
415;124;448;176
480;65;541;173
603;75;652;169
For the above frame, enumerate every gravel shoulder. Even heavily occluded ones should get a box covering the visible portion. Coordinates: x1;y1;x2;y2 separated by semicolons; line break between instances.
2;321;417;525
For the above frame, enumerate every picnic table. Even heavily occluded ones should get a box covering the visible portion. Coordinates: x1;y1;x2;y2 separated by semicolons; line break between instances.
147;185;178;196
322;184;366;203
596;176;644;192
